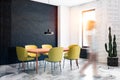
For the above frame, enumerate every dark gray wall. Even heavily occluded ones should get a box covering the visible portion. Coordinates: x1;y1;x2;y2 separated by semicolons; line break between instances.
0;0;58;65
0;0;11;65
11;0;58;47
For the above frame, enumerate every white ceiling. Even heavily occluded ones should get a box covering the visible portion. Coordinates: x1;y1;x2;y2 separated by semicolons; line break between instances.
31;0;95;7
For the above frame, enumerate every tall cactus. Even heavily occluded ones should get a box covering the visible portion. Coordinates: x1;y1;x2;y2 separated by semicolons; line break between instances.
113;35;117;57
105;27;117;57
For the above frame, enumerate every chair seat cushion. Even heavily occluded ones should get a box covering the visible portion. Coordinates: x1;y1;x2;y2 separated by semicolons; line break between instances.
64;55;78;60
64;53;70;59
64;56;70;59
27;57;34;61
45;58;60;62
28;53;40;57
21;57;34;61
45;58;49;61
28;53;36;57
43;53;48;55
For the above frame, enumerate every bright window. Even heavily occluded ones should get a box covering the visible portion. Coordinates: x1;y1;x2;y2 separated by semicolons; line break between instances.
82;9;96;47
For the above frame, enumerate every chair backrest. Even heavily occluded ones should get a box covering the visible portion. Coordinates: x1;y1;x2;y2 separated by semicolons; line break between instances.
48;47;63;62
16;46;27;61
25;45;37;53
42;44;52;49
25;45;37;50
68;45;81;59
42;44;52;55
25;45;39;57
68;44;78;48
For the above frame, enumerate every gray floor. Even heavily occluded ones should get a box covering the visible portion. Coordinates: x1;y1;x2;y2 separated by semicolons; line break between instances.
0;59;120;80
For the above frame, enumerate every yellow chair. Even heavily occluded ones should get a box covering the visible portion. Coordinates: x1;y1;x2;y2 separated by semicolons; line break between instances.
68;44;78;48
44;47;63;72
25;45;40;57
42;44;52;55
63;45;81;70
16;46;34;70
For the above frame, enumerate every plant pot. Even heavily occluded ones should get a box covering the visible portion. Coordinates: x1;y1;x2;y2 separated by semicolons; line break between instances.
107;57;118;66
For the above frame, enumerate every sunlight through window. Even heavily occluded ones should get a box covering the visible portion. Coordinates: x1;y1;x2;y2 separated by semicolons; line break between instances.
82;9;96;47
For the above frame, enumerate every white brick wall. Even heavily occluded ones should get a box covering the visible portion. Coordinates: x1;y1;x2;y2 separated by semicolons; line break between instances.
96;0;120;63
70;0;120;63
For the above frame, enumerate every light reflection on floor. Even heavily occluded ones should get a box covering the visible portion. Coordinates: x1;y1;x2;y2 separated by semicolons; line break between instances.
0;59;120;80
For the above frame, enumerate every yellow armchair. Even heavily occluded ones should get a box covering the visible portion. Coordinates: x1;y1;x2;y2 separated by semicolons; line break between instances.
25;45;40;57
16;46;34;70
42;44;52;55
64;45;81;70
44;47;63;72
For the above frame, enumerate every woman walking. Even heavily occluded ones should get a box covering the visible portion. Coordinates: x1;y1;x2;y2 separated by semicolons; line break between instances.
80;20;100;78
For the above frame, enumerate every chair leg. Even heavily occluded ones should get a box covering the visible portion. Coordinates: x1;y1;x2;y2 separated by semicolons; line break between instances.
27;62;29;70
63;59;65;68
29;62;31;68
22;62;25;71
76;59;79;69
31;62;33;69
18;63;21;70
51;62;53;73
39;61;42;67
34;61;35;70
59;61;62;72
70;60;72;70
44;61;46;72
30;61;33;69
54;62;55;70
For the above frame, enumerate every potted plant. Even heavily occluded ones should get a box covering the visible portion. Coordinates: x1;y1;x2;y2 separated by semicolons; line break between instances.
105;27;118;66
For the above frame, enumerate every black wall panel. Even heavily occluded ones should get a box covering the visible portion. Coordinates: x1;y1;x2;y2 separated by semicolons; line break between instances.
11;0;58;47
0;0;11;65
0;0;58;65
